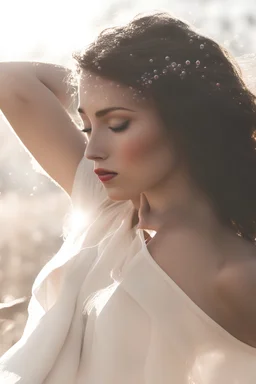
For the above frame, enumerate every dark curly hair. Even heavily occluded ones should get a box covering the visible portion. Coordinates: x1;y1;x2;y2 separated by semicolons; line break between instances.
73;11;256;243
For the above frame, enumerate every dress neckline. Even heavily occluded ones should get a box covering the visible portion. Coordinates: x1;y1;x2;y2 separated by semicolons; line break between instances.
136;227;256;355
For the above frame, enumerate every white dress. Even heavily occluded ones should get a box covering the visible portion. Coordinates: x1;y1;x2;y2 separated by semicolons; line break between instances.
1;153;256;384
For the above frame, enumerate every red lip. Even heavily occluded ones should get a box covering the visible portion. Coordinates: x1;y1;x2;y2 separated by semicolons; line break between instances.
97;174;117;182
94;168;118;175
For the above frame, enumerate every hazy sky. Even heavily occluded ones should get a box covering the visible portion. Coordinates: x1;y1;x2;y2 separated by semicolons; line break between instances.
0;0;255;63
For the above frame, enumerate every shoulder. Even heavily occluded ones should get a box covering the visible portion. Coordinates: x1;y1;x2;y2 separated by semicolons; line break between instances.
216;252;256;345
217;252;256;305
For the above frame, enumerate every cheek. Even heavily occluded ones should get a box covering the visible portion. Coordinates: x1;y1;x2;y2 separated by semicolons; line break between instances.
120;133;158;163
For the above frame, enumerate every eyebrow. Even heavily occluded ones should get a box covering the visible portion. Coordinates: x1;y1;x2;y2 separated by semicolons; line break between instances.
77;106;135;118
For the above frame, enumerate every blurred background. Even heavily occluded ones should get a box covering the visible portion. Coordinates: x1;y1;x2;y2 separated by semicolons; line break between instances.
0;0;255;356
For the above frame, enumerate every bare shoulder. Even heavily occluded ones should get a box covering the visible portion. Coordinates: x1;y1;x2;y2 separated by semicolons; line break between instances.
217;249;256;305
216;248;256;345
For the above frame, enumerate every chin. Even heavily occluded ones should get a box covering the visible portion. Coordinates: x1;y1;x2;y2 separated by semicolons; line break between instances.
105;188;135;202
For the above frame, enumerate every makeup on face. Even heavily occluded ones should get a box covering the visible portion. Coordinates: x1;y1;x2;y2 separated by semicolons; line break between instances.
78;71;176;204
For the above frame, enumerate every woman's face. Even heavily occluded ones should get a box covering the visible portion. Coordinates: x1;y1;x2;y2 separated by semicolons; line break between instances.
78;71;179;205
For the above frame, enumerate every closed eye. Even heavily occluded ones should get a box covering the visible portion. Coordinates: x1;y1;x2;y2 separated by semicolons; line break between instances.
81;120;130;134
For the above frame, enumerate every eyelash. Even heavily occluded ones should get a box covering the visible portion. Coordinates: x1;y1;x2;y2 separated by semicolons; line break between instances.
81;120;130;134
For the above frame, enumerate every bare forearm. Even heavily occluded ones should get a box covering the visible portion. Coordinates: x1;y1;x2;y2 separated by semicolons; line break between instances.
0;61;85;191
0;61;78;111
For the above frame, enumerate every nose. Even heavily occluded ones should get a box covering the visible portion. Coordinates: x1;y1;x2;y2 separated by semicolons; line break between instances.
84;135;107;161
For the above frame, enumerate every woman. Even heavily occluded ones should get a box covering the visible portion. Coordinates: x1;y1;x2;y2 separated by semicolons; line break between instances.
0;11;256;384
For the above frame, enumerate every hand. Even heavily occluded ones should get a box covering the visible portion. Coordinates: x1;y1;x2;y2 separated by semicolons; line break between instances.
137;193;161;232
137;193;185;233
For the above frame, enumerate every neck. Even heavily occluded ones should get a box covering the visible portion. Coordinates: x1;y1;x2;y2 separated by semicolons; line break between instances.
131;172;224;239
131;175;255;266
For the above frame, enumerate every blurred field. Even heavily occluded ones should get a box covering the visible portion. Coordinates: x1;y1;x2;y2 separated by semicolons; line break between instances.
0;190;71;356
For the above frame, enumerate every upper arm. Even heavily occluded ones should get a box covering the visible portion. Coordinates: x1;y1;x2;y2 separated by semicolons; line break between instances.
1;75;87;196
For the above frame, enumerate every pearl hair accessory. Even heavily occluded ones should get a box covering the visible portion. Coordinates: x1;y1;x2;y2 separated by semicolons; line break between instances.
138;56;189;87
92;42;228;93
136;55;207;88
134;51;224;91
90;42;256;111
92;52;256;97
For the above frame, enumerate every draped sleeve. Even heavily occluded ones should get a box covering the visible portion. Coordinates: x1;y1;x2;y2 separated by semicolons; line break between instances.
0;148;131;384
69;152;110;216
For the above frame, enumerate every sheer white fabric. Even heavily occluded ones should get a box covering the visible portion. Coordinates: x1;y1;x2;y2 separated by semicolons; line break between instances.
0;151;256;384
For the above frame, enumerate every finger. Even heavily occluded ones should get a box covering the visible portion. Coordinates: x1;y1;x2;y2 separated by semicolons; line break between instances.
138;193;150;218
137;193;152;229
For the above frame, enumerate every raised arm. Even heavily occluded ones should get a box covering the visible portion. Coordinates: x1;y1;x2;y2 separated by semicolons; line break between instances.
0;61;87;196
